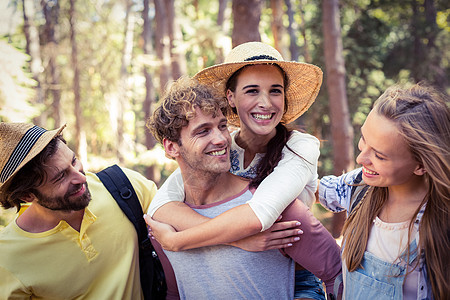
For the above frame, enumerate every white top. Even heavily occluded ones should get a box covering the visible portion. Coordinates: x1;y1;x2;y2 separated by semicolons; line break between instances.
367;217;419;300
148;129;320;231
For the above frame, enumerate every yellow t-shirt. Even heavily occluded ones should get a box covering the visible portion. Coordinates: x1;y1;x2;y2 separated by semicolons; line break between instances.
0;168;157;300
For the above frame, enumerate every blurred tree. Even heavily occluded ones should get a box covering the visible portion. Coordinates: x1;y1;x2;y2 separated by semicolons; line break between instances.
322;0;354;237
117;0;135;163
231;0;262;47
297;0;311;63
141;0;159;182
216;0;229;62
217;0;228;28
271;0;284;53
41;0;62;127
166;0;186;80
154;0;171;94
22;0;44;126
0;40;38;122
284;0;299;61
69;0;84;162
1;0;448;187
410;0;447;87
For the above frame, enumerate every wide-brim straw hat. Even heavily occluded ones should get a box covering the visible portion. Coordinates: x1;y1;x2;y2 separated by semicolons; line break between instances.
0;123;66;201
194;42;323;127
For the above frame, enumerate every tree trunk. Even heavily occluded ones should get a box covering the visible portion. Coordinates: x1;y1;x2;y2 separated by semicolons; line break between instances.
216;0;229;63
293;0;311;129
322;0;354;238
270;0;284;55
41;0;62;127
23;0;45;127
423;0;446;88
217;0;228;27
298;0;311;63
411;0;423;83
142;0;160;183
231;0;262;47
69;0;85;162
154;0;171;94
117;0;135;163
284;0;299;61
165;0;186;80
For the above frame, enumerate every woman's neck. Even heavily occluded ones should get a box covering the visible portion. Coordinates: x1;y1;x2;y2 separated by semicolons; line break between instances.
235;128;276;168
379;175;427;223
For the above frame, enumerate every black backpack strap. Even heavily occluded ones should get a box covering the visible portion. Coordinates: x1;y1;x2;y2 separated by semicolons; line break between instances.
96;165;147;239
96;165;166;300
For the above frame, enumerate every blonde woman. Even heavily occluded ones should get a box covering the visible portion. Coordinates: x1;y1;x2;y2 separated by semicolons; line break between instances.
319;84;449;299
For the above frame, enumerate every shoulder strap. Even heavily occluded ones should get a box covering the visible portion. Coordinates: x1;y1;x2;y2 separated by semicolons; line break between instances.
96;165;148;243
96;165;166;300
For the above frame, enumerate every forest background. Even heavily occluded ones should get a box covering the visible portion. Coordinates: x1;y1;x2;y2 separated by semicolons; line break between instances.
1;0;448;236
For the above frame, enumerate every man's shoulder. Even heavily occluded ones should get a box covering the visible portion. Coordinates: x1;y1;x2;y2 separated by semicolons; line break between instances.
0;221;15;238
0;221;24;251
87;166;155;186
228;173;250;193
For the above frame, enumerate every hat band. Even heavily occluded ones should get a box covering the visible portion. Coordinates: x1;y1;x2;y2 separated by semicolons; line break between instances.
244;55;278;62
0;126;47;183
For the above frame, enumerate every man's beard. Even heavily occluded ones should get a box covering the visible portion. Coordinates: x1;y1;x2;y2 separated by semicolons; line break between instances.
34;182;92;212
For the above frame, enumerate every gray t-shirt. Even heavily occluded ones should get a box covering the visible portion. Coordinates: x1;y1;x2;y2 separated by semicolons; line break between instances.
164;186;295;299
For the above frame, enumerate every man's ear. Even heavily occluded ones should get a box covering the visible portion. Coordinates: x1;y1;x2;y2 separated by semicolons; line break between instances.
226;89;236;108
20;193;36;203
413;164;426;176
163;138;180;159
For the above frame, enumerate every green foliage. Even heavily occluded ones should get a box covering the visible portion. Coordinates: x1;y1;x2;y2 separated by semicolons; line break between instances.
0;39;39;122
1;0;448;179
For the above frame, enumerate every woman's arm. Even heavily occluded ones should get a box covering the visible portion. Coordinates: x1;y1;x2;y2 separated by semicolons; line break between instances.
248;132;320;230
147;204;263;251
148;132;319;248
318;167;363;213
149;172;268;246
145;212;302;252
148;168;185;217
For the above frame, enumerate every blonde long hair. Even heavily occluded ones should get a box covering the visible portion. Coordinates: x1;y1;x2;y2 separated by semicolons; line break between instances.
342;83;450;299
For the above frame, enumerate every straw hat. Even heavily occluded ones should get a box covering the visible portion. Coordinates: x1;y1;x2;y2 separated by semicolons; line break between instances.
194;42;323;126
0;123;66;201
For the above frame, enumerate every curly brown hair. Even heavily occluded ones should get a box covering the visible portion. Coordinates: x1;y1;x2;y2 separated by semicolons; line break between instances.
147;77;229;145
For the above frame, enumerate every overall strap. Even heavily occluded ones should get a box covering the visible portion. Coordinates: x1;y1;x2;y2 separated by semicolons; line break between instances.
333;273;343;299
400;238;419;265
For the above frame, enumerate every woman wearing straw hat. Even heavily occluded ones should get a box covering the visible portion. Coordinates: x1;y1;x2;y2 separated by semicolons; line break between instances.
146;42;341;299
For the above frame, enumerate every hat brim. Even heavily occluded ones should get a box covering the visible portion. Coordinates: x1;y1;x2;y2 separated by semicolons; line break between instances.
0;124;66;201
194;60;322;127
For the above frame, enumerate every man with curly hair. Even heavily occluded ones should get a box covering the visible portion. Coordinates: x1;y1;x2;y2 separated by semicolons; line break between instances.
146;77;341;299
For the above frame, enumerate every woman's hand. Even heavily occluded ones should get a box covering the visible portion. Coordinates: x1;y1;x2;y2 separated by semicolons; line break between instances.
230;217;303;252
144;214;180;251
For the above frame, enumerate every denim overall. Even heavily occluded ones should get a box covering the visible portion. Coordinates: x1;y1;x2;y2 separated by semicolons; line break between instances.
340;240;419;300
